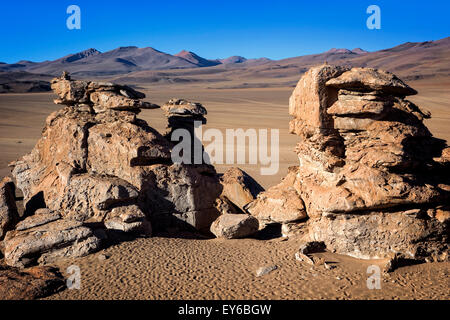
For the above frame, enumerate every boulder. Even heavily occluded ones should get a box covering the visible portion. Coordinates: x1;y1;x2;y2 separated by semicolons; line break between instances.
51;72;159;111
104;205;152;235
141;164;222;232
90;91;155;112
306;211;448;260
0;177;19;240
220;167;264;211
3;219;102;268
215;196;242;215
246;167;307;224
162;98;207;117
57;174;139;221
210;214;259;239
288;64;348;128
51;78;89;105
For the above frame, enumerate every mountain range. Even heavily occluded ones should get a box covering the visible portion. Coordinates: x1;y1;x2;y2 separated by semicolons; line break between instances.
0;36;449;92
0;47;273;76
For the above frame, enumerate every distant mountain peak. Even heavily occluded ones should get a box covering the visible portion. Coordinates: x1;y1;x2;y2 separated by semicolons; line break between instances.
326;48;367;55
175;50;197;58
219;56;247;64
326;48;353;54
118;46;138;50
16;60;36;64
176;50;192;56
61;48;101;63
351;48;368;54
175;50;221;67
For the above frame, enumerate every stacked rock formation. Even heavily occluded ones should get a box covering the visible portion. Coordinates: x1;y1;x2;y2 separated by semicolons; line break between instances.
248;65;449;261
1;72;222;267
162;98;208;165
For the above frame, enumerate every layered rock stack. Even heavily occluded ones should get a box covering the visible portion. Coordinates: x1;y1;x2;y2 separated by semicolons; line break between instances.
162;98;208;164
248;65;449;261
0;72;222;267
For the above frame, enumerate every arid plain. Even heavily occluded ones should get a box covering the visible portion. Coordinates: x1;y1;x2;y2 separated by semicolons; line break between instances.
0;75;449;300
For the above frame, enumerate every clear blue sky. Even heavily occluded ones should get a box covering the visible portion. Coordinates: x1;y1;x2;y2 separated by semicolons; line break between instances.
1;0;449;63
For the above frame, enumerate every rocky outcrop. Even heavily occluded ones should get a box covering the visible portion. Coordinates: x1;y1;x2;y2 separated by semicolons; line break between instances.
3;216;103;268
215;196;242;215
248;64;449;261
219;167;264;212
210;214;259;239
246;166;306;227
140;163;221;232
4;72;222;267
0;177;19;241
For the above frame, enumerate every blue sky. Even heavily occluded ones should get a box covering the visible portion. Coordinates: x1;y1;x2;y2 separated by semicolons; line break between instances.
1;0;449;63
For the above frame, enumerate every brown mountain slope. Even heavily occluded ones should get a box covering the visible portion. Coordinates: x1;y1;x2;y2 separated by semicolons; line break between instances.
127;37;450;88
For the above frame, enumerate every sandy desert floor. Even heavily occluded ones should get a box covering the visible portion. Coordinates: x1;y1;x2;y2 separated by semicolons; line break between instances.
43;236;449;300
0;78;449;300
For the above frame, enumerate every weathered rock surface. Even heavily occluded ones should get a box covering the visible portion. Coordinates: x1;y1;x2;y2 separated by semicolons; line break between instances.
141;164;222;232
325;67;418;96
278;64;449;261
104;205;152;235
210;214;259;239
162;98;207;117
51;72;159;111
215;196;242;215
246;167;306;225
15;209;61;231
0;263;65;300
220;167;264;212
3;219;102;268
0;177;19;240
306;211;448;260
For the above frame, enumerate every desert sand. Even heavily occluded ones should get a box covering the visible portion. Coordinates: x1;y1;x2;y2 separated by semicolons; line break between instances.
44;236;449;300
1;78;449;300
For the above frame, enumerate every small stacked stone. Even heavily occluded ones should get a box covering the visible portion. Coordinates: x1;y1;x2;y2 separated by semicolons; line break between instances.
162;98;208;164
51;71;160;115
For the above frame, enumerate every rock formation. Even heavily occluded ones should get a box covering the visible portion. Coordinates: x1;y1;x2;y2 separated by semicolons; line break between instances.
0;177;19;241
207;167;263;238
219;167;264;212
162;98;208;165
246;166;306;227
2;66;448;270
2;72;222;267
210;214;259;239
248;64;449;261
